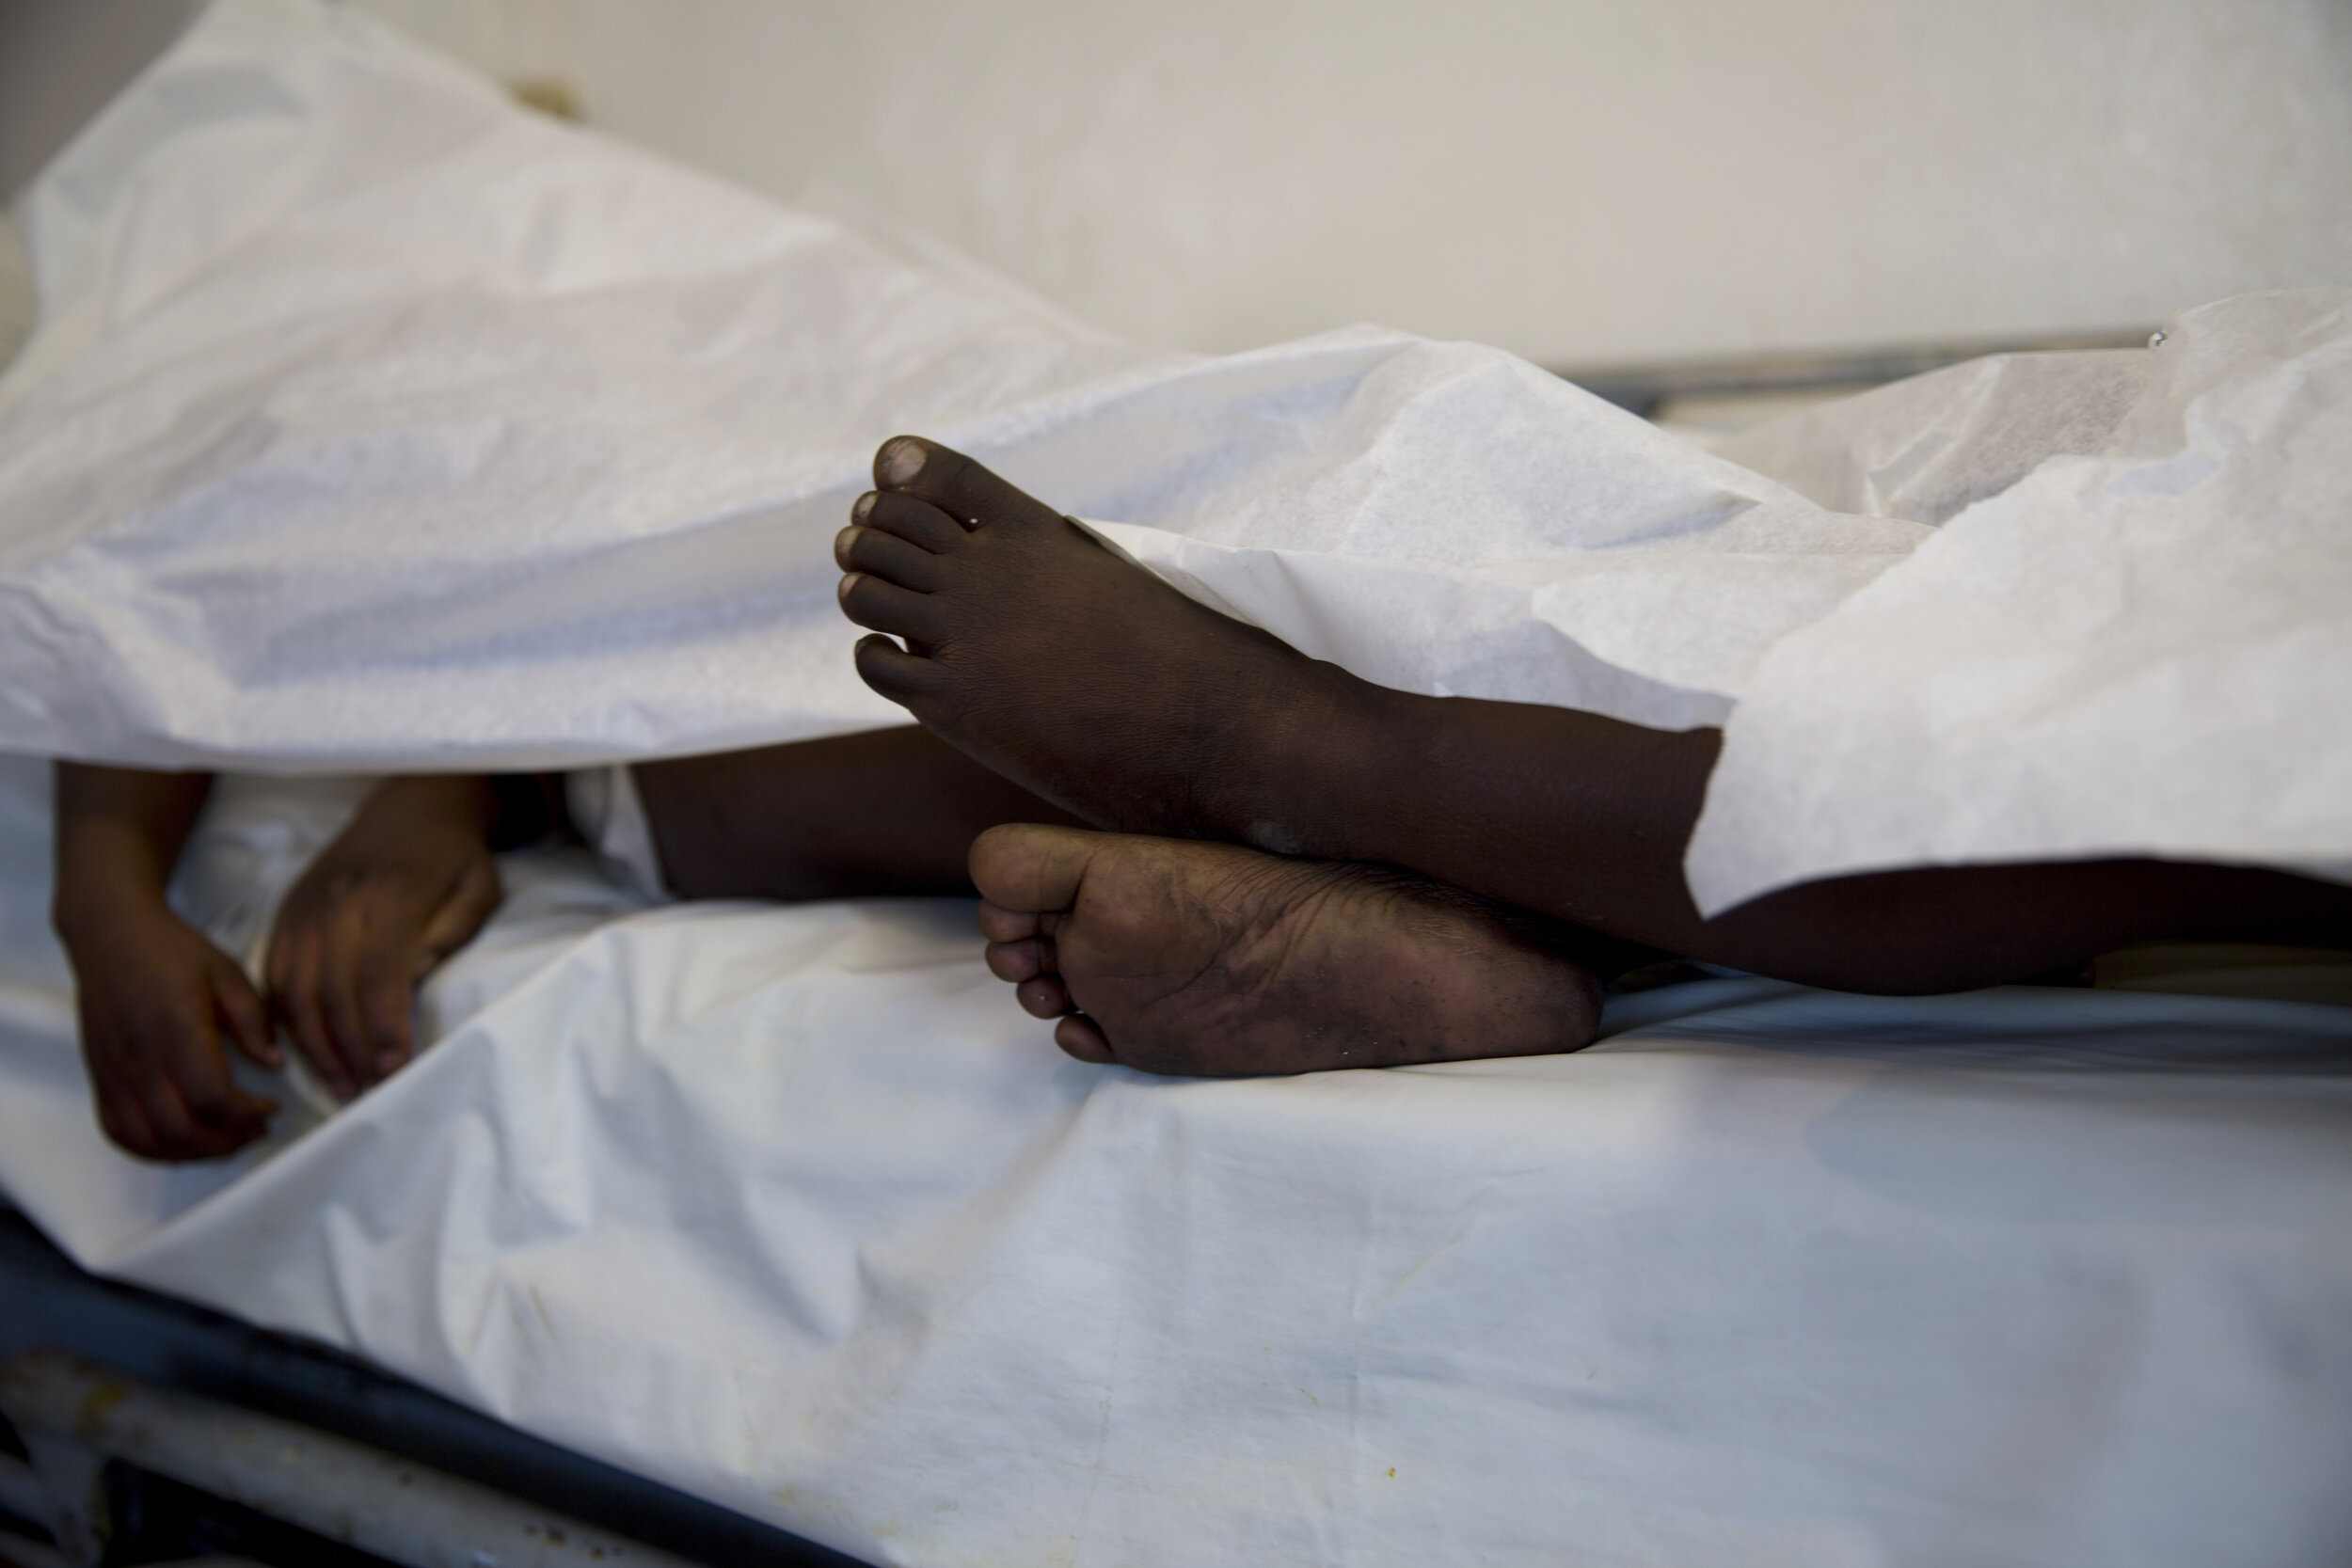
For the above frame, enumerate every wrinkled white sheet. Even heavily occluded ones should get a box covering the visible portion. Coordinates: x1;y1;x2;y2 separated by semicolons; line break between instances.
4;759;2350;1567
6;0;2346;908
1692;293;2352;909
6;8;2352;1564
0;0;1921;777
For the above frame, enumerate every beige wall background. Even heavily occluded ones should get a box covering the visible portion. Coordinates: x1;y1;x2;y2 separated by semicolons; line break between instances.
6;0;2350;368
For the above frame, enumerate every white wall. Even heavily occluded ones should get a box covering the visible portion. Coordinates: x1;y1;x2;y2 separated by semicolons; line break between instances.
0;0;204;202
18;0;2352;367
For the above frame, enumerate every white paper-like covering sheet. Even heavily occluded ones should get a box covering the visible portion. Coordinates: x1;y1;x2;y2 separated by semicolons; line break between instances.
1690;291;2352;911
4;759;2350;1567
8;0;2344;905
0;0;1924;774
4;13;2351;1560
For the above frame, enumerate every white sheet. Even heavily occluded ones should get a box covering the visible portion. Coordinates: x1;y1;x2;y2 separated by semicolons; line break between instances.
4;758;2350;1566
0;0;1928;779
6;2;2346;912
1690;292;2352;909
5;9;2352;1562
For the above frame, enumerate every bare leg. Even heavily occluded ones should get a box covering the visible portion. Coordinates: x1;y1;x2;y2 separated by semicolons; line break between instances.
835;436;2352;994
632;724;1080;900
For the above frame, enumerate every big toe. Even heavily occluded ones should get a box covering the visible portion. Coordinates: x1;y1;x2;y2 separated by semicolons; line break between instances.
872;436;1067;532
970;822;1101;913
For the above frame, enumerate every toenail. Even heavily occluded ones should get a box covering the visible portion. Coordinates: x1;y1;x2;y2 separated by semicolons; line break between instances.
880;437;927;486
851;491;877;523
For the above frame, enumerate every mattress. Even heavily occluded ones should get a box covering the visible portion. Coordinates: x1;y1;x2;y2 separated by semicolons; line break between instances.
3;758;2348;1567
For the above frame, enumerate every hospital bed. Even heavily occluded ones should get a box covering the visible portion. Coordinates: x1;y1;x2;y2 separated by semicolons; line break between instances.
0;1207;857;1567
5;762;2349;1568
4;5;2351;1566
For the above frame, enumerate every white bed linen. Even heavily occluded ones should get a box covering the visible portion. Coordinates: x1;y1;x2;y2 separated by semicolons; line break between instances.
0;0;1917;780
1690;292;2352;910
4;1;2346;914
4;759;2349;1568
5;0;2347;909
4;11;2350;1561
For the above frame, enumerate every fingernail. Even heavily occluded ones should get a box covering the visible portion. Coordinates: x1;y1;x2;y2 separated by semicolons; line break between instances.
837;572;860;604
880;437;925;486
834;526;860;567
851;491;877;523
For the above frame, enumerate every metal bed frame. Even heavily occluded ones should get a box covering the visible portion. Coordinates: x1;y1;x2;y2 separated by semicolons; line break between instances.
1556;328;2152;419
0;1206;866;1568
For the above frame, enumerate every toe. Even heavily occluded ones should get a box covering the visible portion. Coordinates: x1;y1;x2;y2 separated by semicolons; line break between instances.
839;572;945;642
977;898;1044;942
835;524;944;589
969;823;1103;913
875;435;930;489
872;436;1066;533
985;935;1052;983
856;489;971;552
1055;1014;1114;1063
1016;974;1073;1019
852;632;950;706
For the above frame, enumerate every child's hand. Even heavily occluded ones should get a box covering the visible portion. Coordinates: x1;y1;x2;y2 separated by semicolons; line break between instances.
265;776;502;1100
64;898;282;1161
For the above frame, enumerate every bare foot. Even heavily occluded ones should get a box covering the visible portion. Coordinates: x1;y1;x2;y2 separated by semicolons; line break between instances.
834;436;1359;848
968;823;1602;1075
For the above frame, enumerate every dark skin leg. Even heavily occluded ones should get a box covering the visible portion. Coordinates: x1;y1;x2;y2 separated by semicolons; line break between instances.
633;725;1081;900
835;436;2352;1000
638;729;1612;1076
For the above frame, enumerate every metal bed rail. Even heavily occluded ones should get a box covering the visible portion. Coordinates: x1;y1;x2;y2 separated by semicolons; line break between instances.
0;1207;866;1568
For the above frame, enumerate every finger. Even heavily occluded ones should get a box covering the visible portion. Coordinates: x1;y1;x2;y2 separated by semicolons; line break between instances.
1014;974;1073;1019
95;1079;162;1160
164;1016;276;1134
873;436;1066;533
1055;1013;1114;1064
265;908;296;1000
150;1082;252;1161
355;944;415;1083
132;1067;215;1161
275;921;355;1099
969;824;1102;918
850;489;968;552
213;960;282;1071
834;523;946;590
83;1029;173;1158
836;571;946;643
317;898;381;1090
416;853;501;972
985;936;1052;984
